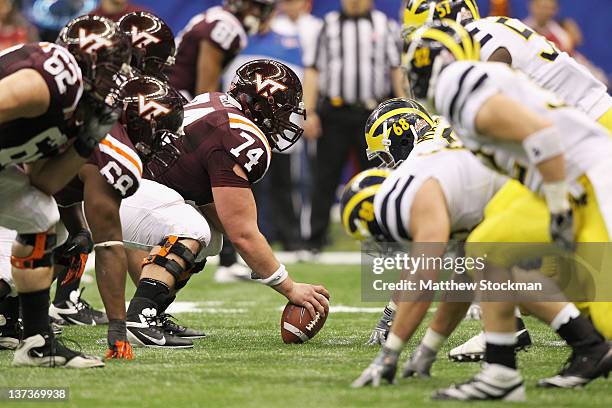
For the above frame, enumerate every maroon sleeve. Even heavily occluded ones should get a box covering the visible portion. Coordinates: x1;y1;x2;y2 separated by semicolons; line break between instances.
206;149;251;188
36;43;83;117
203;17;243;54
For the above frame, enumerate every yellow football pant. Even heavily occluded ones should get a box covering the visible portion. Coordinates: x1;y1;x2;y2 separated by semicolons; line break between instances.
467;178;612;339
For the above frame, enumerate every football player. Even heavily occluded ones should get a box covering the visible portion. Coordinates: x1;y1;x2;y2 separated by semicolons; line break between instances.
170;0;278;283
362;99;532;354
403;0;612;133
0;15;131;368
122;59;330;348
48;11;180;330
170;0;277;99
402;20;612;399
345;132;612;399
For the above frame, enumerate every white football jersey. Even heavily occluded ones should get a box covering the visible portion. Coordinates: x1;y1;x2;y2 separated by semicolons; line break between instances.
466;17;612;120
373;140;506;244
434;61;612;192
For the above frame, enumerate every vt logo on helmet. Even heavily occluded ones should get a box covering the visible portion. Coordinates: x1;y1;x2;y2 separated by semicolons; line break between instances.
119;76;185;177
228;59;306;152
403;0;481;34
405;19;481;101
365;98;435;168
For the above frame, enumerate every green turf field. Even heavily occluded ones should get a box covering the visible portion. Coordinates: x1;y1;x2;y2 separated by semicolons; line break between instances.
1;263;611;408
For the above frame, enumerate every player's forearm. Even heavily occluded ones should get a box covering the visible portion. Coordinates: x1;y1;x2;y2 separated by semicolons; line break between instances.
303;68;320;113
58;203;88;235
391;67;407;98
94;246;127;321
28;148;88;195
231;229;280;278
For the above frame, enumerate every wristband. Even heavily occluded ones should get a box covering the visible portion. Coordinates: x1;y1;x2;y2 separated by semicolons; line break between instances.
522;126;564;164
253;264;289;286
94;241;125;248
542;181;570;213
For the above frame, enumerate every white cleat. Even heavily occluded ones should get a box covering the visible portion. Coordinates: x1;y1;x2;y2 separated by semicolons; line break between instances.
213;263;252;283
449;332;486;362
433;363;526;401
13;334;104;368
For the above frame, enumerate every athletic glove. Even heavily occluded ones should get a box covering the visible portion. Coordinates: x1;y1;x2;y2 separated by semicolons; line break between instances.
351;347;399;388
366;305;395;346
54;229;94;285
105;319;134;360
401;343;437;378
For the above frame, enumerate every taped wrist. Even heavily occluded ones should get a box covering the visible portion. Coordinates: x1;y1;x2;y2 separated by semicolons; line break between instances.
142;236;196;282
522;126;563;164
107;319;127;345
11;233;57;269
251;264;289;286
543;181;571;213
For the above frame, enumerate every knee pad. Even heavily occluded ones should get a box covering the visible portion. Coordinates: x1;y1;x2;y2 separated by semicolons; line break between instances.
142;236;197;282
11;233;57;269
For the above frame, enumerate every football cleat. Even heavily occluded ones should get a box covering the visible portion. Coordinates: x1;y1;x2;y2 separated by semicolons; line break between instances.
449;329;532;362
12;334;104;368
214;263;252;283
432;363;525;401
538;345;612;388
79;296;109;325
0;314;20;350
51;322;63;336
157;313;206;339
126;308;193;349
49;288;97;326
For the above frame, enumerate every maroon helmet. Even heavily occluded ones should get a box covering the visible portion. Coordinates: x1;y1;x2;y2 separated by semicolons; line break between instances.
228;59;305;151
119;76;185;176
57;15;132;106
118;12;176;79
224;0;277;34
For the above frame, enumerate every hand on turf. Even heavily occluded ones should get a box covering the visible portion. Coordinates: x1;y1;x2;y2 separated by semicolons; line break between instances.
106;341;134;360
401;343;437;378
285;282;330;319
366;306;395;346
106;320;133;360
550;209;575;252
351;347;399;388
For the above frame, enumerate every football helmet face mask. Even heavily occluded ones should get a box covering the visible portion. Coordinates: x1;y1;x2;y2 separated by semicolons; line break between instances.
365;98;435;168
403;0;480;34
228;59;306;152
340;169;392;244
57;15;132;108
405;20;480;101
118;12;176;79
224;0;277;35
119;76;185;176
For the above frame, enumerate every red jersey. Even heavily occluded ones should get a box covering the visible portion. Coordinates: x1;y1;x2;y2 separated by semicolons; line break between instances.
0;42;83;170
55;123;142;205
169;6;247;98
152;92;271;205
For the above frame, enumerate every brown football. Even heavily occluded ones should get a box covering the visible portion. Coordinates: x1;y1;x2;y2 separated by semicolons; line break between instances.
281;303;328;344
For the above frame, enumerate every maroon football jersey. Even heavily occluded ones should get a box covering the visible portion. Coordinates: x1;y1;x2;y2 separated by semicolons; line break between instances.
169;6;247;98
55;123;142;206
152;92;271;205
0;42;83;170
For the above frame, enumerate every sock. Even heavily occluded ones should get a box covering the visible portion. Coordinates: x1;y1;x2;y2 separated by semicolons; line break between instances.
387;300;397;312
421;328;447;352
19;288;51;338
553;304;605;352
485;332;517;369
53;269;81;305
157;295;176;315
0;280;11;300
0;295;19;320
385;332;405;352
516;317;526;331
219;237;237;267
126;278;170;318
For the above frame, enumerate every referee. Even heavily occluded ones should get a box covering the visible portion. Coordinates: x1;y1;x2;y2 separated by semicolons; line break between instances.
302;0;404;251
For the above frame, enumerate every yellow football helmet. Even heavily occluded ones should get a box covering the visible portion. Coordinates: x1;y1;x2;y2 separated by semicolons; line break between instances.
340;169;391;242
404;0;481;34
405;19;481;100
364;98;435;168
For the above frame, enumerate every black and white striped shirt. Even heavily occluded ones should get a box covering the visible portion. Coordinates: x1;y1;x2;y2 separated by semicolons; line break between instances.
304;9;401;106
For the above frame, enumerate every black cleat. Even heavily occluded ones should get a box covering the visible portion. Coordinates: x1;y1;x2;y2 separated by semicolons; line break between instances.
12;333;104;368
49;288;96;326
126;308;193;349
157;313;206;339
433;364;525;401
449;329;532;362
0;314;20;350
538;345;612;388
